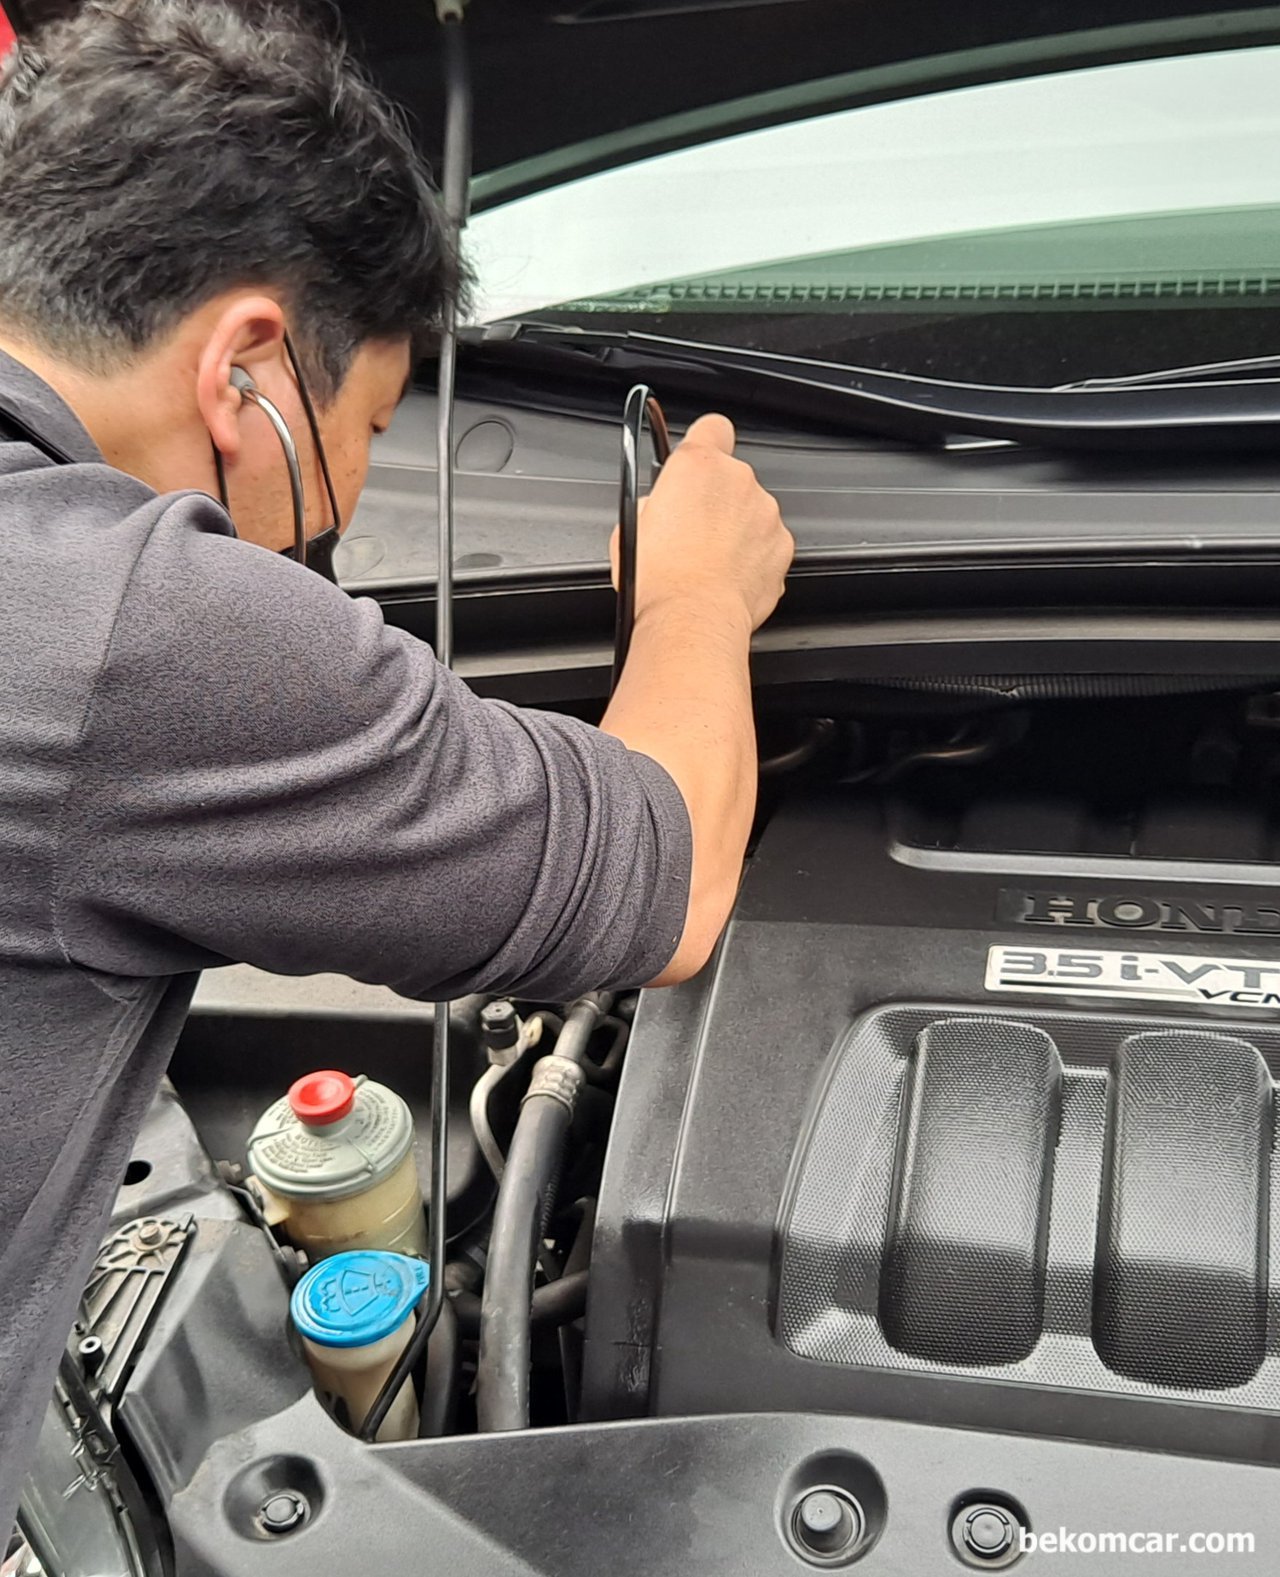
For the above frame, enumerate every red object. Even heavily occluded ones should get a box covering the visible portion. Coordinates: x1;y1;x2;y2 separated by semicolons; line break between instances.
288;1070;356;1126
0;9;14;58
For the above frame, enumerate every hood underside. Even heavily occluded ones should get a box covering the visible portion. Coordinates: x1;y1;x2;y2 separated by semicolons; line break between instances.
12;0;1280;203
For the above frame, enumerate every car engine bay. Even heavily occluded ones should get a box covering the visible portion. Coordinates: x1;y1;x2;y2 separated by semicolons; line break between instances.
9;0;1280;1570
15;675;1280;1575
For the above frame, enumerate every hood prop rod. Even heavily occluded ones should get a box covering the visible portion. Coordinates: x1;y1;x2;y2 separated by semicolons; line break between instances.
360;3;471;1444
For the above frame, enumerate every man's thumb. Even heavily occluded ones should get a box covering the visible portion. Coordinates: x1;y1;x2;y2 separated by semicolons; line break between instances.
681;412;736;455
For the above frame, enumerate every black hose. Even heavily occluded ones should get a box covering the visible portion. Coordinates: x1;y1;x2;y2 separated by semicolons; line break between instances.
578;1015;628;1086
475;1094;574;1431
416;1295;461;1438
758;717;839;777
551;991;612;1066
450;1269;589;1340
475;995;608;1431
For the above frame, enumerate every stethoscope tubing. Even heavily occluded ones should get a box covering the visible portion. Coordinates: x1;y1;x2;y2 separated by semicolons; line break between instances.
613;384;672;691
229;369;307;568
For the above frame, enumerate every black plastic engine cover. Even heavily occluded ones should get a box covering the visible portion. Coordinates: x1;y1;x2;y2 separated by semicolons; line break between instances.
1094;1029;1271;1389
879;1016;1061;1366
778;1003;1280;1404
583;787;1280;1460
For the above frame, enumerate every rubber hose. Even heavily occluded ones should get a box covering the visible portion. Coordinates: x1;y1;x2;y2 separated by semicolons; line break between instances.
451;1269;589;1340
474;996;606;1431
553;992;612;1066
475;1094;573;1432
417;1295;461;1438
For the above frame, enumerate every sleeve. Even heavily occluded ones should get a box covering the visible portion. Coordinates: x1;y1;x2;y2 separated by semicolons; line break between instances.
54;494;692;1001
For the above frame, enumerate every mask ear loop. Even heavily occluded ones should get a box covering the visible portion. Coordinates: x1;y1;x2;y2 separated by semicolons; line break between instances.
213;443;230;512
227;365;307;567
284;331;343;551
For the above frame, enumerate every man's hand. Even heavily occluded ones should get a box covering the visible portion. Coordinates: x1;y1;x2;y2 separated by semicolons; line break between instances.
611;413;794;633
601;411;794;986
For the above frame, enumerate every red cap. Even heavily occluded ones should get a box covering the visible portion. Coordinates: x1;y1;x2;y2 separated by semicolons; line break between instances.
288;1070;356;1126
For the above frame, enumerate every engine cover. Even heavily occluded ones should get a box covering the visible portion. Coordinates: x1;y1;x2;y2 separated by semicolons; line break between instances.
584;787;1280;1459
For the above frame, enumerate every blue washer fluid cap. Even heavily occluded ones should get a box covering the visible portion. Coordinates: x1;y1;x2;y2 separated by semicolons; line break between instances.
291;1251;430;1349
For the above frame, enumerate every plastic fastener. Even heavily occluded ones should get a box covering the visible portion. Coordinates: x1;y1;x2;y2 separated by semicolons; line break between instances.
790;1487;863;1563
966;1509;1014;1556
949;1501;1025;1569
258;1492;309;1535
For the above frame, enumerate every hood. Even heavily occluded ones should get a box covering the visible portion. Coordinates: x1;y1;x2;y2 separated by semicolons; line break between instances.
13;0;1280;204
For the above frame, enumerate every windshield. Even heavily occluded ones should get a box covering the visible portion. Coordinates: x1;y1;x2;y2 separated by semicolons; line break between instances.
468;45;1280;386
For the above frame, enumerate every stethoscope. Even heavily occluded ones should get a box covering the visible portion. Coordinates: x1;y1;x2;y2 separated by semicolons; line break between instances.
213;330;344;582
612;383;671;690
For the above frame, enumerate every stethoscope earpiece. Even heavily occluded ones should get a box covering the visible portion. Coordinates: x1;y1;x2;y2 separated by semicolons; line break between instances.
212;341;344;581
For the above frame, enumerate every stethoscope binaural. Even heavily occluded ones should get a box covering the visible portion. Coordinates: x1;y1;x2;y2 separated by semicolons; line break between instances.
213;330;344;581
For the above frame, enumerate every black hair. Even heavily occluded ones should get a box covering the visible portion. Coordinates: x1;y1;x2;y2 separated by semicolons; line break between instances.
0;0;463;398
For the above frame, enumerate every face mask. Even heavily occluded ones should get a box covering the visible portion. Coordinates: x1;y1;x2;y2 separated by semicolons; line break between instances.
281;522;341;581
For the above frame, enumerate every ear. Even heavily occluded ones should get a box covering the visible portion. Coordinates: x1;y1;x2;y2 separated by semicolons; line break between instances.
195;295;289;461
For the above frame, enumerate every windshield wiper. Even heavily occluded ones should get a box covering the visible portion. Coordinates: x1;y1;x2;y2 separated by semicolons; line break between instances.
464;322;1280;451
1058;354;1280;391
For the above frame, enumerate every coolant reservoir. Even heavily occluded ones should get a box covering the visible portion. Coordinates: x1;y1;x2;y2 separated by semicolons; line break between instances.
246;1070;428;1260
290;1250;429;1442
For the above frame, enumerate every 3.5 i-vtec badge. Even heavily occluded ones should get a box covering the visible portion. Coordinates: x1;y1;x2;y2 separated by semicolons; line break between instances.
986;945;1280;1009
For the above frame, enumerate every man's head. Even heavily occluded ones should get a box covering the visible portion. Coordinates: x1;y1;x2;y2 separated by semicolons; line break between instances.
0;0;460;550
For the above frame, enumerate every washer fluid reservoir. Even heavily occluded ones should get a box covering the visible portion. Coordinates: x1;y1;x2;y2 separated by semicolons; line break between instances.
246;1070;428;1260
291;1250;430;1441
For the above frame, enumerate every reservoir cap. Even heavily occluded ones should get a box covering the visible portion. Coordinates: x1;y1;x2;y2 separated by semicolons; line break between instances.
248;1074;415;1201
291;1251;430;1349
289;1070;356;1126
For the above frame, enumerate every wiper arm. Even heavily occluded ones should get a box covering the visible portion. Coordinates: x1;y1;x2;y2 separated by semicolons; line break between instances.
465;322;1280;451
1059;354;1280;391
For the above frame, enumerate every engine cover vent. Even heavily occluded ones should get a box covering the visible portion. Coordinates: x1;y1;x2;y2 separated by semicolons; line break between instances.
780;1005;1278;1401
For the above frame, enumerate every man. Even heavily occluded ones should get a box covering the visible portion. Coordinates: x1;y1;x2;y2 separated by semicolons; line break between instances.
0;0;792;1529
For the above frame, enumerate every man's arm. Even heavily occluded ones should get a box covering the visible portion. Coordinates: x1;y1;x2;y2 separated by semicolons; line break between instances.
57;414;789;1000
57;503;694;1002
600;414;794;982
